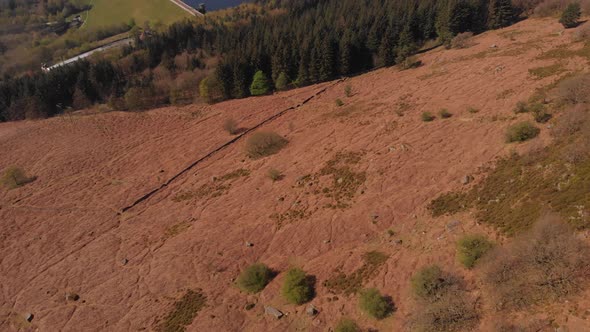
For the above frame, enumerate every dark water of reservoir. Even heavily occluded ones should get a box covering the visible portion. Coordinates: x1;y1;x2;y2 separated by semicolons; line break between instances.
184;0;250;11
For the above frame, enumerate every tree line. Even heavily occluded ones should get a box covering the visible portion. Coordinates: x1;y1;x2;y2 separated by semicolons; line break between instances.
0;0;523;121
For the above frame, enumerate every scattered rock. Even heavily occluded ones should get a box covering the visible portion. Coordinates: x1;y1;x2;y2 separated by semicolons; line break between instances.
245;242;253;247
393;239;403;245
388;146;396;152
461;175;474;185
25;313;33;322
323;239;331;244
121;258;128;266
490;44;497;48
66;293;80;301
264;306;283;319
306;304;318;316
371;213;379;221
446;220;461;232
278;197;285;202
337;178;344;184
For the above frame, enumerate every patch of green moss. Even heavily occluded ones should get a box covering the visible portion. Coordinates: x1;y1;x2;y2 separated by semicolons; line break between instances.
158;289;206;332
323;251;389;295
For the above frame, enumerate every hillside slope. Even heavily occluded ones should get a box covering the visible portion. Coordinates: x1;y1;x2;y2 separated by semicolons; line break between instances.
1;18;590;331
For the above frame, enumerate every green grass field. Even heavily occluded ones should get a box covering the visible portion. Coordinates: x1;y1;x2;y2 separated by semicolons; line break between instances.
82;0;191;30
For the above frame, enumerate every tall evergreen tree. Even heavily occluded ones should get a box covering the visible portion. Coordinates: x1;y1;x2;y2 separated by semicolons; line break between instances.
488;0;515;29
250;70;270;96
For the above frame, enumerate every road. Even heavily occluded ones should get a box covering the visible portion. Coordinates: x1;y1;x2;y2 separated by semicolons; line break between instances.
169;0;204;17
43;38;133;72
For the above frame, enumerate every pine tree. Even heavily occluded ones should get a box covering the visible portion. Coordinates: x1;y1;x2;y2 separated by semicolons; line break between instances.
275;72;289;91
487;0;515;29
560;3;581;29
250;70;270;96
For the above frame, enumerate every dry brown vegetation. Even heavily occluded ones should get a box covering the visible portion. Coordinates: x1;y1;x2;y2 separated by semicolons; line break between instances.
557;74;590;105
411;266;479;332
481;215;590;310
223;118;239;135
451;32;474;49
245;131;288;159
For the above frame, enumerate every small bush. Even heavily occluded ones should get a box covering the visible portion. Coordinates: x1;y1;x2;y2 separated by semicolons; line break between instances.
359;288;392;319
345;85;353;97
1;167;35;189
513;101;528;114
505;122;540;143
335;99;344;107
335;318;360;332
467;107;479;114
421;112;435;122
456;235;494;269
439;109;452;119
481;215;590;310
223;118;239;135
281;267;314;305
560;3;581;28
557;74;590;104
268;168;284;181
451;32;474;49
236;263;273;293
411;265;455;302
245;131;288;159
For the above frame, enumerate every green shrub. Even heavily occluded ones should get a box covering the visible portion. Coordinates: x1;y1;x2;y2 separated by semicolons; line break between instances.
335;318;360;332
335;99;344;107
505;122;540;143
456;235;494;269
281;267;314;304
411;265;454;301
245;131;288;159
421;112;435;122
560;3;581;28
359;288;392;319
1;166;35;189
268;168;284;181
439;108;452;119
236;263;273;293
